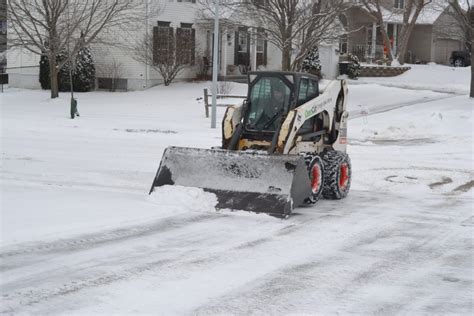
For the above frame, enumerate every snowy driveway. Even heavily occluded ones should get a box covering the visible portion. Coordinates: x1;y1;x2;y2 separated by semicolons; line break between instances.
1;81;472;314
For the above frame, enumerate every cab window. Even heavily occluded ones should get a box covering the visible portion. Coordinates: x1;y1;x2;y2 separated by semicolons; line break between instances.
297;78;319;106
246;77;291;131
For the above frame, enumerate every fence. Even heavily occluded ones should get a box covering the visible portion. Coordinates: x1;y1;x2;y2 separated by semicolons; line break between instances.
351;43;384;62
202;88;246;118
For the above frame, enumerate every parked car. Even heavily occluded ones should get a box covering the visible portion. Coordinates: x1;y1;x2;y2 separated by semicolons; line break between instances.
449;51;471;67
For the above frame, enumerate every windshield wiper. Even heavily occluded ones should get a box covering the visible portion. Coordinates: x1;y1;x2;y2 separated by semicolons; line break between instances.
262;110;283;130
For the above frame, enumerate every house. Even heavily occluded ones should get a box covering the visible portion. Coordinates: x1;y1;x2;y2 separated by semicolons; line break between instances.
340;0;466;64
7;0;345;91
7;0;286;90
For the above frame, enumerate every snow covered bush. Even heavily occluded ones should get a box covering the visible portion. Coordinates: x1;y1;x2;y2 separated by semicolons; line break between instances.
348;53;360;80
57;50;72;92
72;48;96;92
39;50;69;91
38;48;96;92
301;46;322;78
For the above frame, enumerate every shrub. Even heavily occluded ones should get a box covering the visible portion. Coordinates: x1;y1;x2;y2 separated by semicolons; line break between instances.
38;48;96;92
348;53;360;79
301;46;322;78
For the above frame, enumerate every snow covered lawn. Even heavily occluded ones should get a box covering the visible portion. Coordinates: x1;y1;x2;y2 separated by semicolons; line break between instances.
357;63;471;95
1;71;472;314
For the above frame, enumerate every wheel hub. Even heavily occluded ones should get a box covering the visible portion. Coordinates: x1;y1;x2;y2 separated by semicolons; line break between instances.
311;163;322;193
339;163;349;190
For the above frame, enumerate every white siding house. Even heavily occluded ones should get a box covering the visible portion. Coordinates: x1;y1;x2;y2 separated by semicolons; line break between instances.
7;0;341;90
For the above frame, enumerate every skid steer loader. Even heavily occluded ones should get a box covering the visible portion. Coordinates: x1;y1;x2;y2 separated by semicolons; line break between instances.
150;71;351;217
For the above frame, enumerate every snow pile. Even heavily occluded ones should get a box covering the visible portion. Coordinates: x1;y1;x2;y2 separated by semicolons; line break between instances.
356;110;448;142
148;185;218;214
351;95;473;145
358;64;471;95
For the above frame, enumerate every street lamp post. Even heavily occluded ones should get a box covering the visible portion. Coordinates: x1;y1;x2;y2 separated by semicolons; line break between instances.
211;0;219;128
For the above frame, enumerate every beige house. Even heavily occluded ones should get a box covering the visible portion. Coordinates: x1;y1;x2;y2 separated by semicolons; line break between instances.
340;0;465;64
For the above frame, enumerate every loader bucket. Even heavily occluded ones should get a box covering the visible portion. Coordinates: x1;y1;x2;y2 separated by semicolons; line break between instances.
149;146;311;217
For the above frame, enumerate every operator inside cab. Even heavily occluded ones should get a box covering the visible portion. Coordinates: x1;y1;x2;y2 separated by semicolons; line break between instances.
247;77;291;131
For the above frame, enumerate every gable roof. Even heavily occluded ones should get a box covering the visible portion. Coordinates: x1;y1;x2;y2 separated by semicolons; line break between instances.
362;1;449;25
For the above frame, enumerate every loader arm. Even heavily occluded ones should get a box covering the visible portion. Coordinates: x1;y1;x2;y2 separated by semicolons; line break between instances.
277;80;348;154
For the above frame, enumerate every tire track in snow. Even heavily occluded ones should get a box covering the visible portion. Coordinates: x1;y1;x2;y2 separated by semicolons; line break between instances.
191;194;472;315
348;94;456;119
0;258;176;314
2;190;470;314
0;212;220;271
0;202;355;314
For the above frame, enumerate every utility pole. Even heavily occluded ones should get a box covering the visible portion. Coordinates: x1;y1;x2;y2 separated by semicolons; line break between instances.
145;0;149;89
211;0;219;128
67;0;78;118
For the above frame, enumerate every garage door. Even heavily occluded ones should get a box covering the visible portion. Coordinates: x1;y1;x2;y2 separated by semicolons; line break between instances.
435;39;462;64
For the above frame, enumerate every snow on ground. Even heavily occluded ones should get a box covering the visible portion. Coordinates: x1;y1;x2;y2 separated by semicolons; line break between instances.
1;68;473;314
357;64;471;95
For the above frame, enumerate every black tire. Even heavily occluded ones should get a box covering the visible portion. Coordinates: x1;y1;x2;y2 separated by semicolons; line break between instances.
303;153;324;204
453;58;464;67
322;150;351;199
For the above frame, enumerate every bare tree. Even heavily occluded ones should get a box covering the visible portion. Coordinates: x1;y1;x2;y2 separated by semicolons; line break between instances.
97;58;124;92
132;29;195;86
200;0;348;71
360;0;432;65
433;1;471;50
7;0;152;98
216;80;234;94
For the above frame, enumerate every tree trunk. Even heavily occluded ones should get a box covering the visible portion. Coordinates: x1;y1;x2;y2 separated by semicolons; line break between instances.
49;55;59;98
397;36;410;64
470;10;474;98
281;45;292;71
397;21;417;65
470;38;473;98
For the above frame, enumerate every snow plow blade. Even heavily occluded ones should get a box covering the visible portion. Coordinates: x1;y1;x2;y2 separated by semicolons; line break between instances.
149;146;311;217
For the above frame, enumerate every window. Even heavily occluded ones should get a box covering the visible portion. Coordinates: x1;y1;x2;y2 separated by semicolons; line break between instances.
177;0;196;3
394;0;405;9
247;77;291;131
339;35;348;54
256;28;267;67
297;78;319;106
153;22;173;64
180;23;193;29
176;27;195;65
238;30;248;53
235;27;250;66
157;21;171;27
297;78;320;135
339;14;348;29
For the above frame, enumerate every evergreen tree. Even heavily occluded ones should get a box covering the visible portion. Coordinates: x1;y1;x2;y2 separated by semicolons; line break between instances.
38;48;96;93
72;48;95;92
57;50;71;92
348;53;360;80
301;46;322;78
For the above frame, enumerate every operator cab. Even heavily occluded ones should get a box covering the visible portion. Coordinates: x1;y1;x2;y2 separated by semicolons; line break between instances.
243;72;320;141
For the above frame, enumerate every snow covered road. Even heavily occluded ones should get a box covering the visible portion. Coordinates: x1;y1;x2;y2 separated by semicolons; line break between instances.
1;77;473;314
